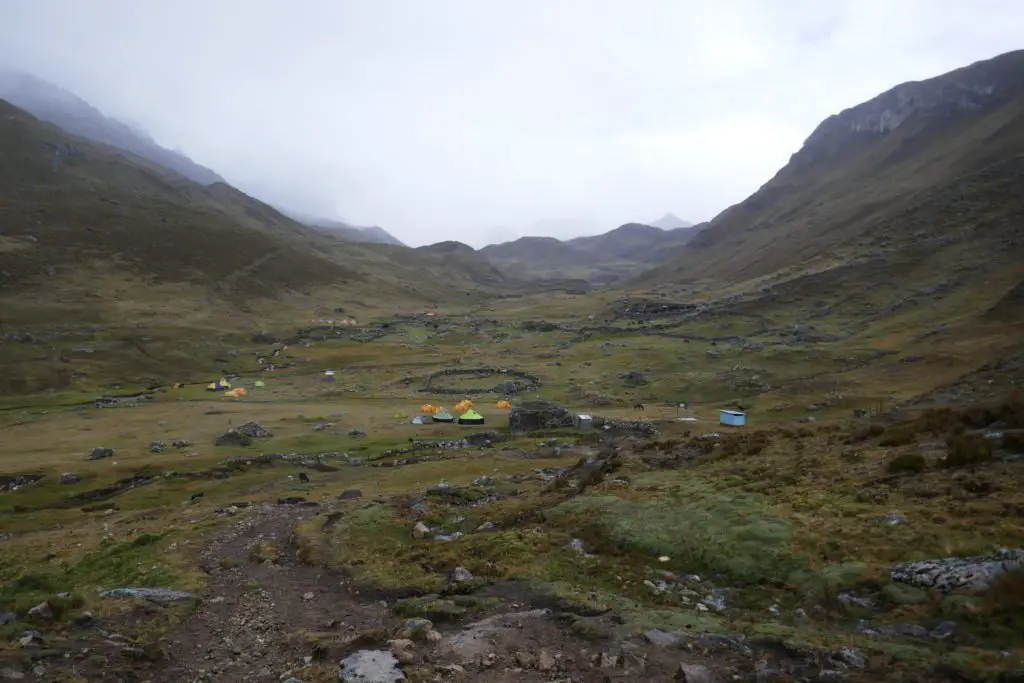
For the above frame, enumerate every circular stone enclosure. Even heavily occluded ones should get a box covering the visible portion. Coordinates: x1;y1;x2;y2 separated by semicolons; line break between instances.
420;367;541;395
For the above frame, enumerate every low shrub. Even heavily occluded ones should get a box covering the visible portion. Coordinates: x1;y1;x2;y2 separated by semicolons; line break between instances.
1002;431;1024;454
942;435;993;468
887;452;926;474
880;425;917;447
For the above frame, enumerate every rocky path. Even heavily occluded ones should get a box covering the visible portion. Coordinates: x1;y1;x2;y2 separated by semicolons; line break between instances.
155;504;392;682
148;503;720;683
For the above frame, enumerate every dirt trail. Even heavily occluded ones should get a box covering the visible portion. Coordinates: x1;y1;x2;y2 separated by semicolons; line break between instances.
149;503;717;683
155;504;392;682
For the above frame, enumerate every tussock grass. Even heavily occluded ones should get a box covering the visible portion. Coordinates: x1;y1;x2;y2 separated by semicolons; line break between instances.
544;480;804;586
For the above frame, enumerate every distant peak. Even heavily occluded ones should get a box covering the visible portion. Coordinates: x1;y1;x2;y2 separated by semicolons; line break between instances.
648;213;694;230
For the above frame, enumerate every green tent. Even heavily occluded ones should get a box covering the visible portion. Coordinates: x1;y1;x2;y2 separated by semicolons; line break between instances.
432;409;455;423
458;408;485;425
253;380;266;387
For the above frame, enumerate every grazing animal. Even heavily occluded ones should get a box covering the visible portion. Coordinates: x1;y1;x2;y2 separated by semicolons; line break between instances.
298;472;310;484
633;403;645;412
190;492;204;501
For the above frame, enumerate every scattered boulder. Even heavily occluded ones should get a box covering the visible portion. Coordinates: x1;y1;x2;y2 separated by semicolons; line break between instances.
88;447;114;460
891;548;1024;591
931;621;957;640
18;630;44;648
26;602;52;620
831;648;866;669
171;440;192;449
508;400;575;434
234;421;272;438
881;512;906;525
396;618;433;641
215;431;252;447
60;472;81;485
101;587;197;603
644;629;681;648
449;567;474;584
349;429;367;438
149;441;165;453
678;663;716;683
412;522;431;540
442;610;551;663
338;649;404;683
339;489;363;500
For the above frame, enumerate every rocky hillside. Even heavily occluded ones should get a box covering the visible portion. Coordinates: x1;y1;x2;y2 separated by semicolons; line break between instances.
0;69;224;186
481;222;702;284
637;49;1024;288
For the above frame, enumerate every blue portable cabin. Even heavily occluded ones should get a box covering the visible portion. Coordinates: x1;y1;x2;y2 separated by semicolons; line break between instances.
719;409;746;427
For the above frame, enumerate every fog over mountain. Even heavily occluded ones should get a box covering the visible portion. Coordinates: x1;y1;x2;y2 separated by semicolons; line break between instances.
1;1;1022;246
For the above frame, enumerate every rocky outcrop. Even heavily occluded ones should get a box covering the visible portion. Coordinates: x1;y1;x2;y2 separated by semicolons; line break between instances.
891;548;1024;591
801;51;1024;153
508;401;575;434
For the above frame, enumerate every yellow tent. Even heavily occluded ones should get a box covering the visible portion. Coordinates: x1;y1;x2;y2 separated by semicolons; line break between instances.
420;404;438;414
455;399;474;412
496;400;511;409
224;387;247;398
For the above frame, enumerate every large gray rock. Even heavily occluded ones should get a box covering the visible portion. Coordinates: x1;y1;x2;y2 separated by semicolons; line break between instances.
508;400;575;434
338;650;404;682
891;548;1024;591
87;447;114;460
678;663;716;683
60;472;81;485
644;628;682;647
102;587;197;603
26;603;52;620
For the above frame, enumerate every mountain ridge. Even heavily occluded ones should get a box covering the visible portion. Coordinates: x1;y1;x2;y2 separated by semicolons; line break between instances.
480;221;703;284
636;49;1024;288
0;69;224;186
0;96;510;337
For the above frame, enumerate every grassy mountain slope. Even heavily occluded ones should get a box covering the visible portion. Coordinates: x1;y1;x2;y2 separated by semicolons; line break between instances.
480;222;702;284
621;50;1024;415
0;69;224;185
0;98;515;394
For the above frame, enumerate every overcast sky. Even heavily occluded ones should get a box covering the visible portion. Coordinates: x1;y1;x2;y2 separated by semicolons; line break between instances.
1;1;1022;247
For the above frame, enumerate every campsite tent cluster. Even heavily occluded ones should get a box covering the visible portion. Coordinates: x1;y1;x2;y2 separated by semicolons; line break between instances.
202;377;255;398
415;399;510;425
